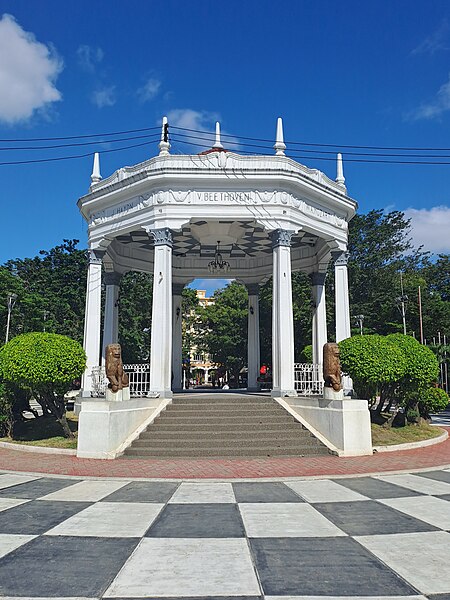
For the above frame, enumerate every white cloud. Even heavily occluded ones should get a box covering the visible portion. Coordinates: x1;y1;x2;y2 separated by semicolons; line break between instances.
91;85;116;108
137;77;161;102
408;73;450;120
0;14;63;124
77;44;104;72
412;19;449;55
404;205;450;253
166;108;240;151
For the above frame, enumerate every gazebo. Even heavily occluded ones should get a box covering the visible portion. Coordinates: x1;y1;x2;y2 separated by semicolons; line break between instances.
78;118;355;400
75;118;371;459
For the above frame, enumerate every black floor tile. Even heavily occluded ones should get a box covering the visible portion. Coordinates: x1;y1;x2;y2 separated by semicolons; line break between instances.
313;500;438;536
146;503;245;537
250;537;417;596
0;500;91;535
334;476;422;498
437;494;450;502
427;595;450;599
0;535;138;597
233;482;303;503
101;481;180;503
416;470;450;485
0;477;77;499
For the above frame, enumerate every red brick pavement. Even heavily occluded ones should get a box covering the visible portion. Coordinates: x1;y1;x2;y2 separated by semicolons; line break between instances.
0;428;449;479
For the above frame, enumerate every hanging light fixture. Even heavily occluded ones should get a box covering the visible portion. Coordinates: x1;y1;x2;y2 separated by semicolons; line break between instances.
208;241;230;274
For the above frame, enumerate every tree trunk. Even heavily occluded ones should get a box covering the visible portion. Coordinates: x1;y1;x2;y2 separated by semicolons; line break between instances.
41;392;74;439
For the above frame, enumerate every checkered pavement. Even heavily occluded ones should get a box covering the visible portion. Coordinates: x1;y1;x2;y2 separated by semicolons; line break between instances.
0;471;449;599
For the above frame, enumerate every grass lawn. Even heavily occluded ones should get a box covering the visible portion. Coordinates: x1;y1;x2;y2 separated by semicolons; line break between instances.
371;421;443;446
0;412;78;449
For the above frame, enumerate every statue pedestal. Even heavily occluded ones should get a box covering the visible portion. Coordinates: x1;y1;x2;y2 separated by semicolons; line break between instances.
105;387;131;402
323;387;344;401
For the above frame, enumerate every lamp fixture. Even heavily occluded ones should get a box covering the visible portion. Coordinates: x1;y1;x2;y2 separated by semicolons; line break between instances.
208;241;230;274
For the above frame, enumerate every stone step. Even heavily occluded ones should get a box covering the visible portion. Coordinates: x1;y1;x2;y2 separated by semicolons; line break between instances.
145;421;307;432
139;428;313;440
133;435;322;448
154;415;297;425
124;445;330;458
159;409;294;418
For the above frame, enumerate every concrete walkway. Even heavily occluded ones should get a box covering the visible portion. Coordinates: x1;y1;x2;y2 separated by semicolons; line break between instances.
0;468;449;598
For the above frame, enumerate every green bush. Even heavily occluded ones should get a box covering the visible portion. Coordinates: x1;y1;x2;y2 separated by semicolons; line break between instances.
301;345;313;363
0;333;86;438
338;335;406;404
386;334;439;393
420;387;449;415
0;384;13;437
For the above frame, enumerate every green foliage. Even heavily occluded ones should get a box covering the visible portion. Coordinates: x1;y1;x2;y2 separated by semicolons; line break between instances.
118;272;153;363
301;345;313;363
199;282;248;380
386;334;439;392
420;387;449;413
0;332;86;391
339;335;406;401
0;333;86;438
0;384;13;437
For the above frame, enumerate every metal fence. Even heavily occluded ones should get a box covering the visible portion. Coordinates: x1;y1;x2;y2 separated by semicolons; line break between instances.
294;363;323;395
91;364;151;397
91;362;323;397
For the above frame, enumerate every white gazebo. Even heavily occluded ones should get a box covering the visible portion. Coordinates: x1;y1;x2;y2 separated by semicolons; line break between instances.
76;118;372;459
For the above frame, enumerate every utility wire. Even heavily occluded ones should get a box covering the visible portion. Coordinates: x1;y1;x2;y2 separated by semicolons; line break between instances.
0;125;160;143
0;132;161;152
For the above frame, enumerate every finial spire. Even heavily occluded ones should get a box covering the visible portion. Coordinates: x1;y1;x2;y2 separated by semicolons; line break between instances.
274;117;286;156
213;121;224;149
336;153;346;187
158;116;170;156
90;152;101;185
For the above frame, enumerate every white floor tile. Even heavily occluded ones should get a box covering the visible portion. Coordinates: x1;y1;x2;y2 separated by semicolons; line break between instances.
379;495;450;530
0;474;39;490
356;531;450;594
39;479;129;502
168;482;235;503
286;479;368;503
0;498;30;513
376;474;450;495
104;537;260;597
45;502;164;537
0;534;36;559
239;502;347;537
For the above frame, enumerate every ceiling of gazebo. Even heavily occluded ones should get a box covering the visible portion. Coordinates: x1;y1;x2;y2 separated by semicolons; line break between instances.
114;219;319;259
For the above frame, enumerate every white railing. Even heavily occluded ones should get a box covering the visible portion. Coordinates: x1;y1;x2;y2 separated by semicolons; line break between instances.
91;362;323;397
294;363;323;395
91;364;151;397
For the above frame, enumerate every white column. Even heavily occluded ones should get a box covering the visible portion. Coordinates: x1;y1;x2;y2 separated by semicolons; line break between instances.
246;283;260;391
311;272;328;365
81;248;104;397
204;368;209;383
334;251;351;342
172;283;184;391
271;229;296;397
149;228;173;398
102;272;121;363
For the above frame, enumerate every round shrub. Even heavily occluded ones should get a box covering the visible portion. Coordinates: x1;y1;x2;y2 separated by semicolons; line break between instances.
0;332;86;392
386;334;439;392
339;334;406;401
420;387;449;413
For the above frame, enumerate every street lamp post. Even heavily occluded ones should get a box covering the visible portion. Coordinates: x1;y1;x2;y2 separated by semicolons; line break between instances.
5;293;18;344
354;314;365;335
396;272;408;335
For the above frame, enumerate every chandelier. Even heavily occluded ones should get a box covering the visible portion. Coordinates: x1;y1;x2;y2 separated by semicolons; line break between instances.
208;241;230;274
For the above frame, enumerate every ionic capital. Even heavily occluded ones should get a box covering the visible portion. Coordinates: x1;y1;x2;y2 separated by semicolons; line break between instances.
332;251;349;267
88;248;106;265
104;272;122;286
172;283;185;296
311;272;327;286
246;283;260;296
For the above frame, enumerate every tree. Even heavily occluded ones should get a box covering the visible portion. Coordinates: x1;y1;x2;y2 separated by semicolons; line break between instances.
0;333;86;438
199;282;248;382
118;271;153;363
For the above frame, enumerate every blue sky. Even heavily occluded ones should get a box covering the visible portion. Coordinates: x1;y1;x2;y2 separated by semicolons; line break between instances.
0;0;450;296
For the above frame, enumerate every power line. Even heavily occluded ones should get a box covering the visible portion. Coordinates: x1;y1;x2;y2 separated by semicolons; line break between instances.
171;125;450;152
0;125;160;143
0;132;161;152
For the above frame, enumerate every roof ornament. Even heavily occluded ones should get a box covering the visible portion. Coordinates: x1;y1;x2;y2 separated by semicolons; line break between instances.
336;153;346;188
274;117;286;156
158;116;170;156
90;152;101;185
213;121;224;150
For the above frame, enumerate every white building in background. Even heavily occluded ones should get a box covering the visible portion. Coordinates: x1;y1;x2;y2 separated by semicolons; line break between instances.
76;117;371;459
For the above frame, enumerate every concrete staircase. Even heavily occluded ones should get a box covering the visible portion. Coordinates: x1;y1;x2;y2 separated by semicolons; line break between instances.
123;393;330;458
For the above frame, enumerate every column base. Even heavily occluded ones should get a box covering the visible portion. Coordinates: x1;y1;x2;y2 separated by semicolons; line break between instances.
149;390;173;399
271;389;297;399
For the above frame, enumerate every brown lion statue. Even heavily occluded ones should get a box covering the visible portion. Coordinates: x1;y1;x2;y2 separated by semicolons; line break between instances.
105;343;129;393
323;342;342;392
